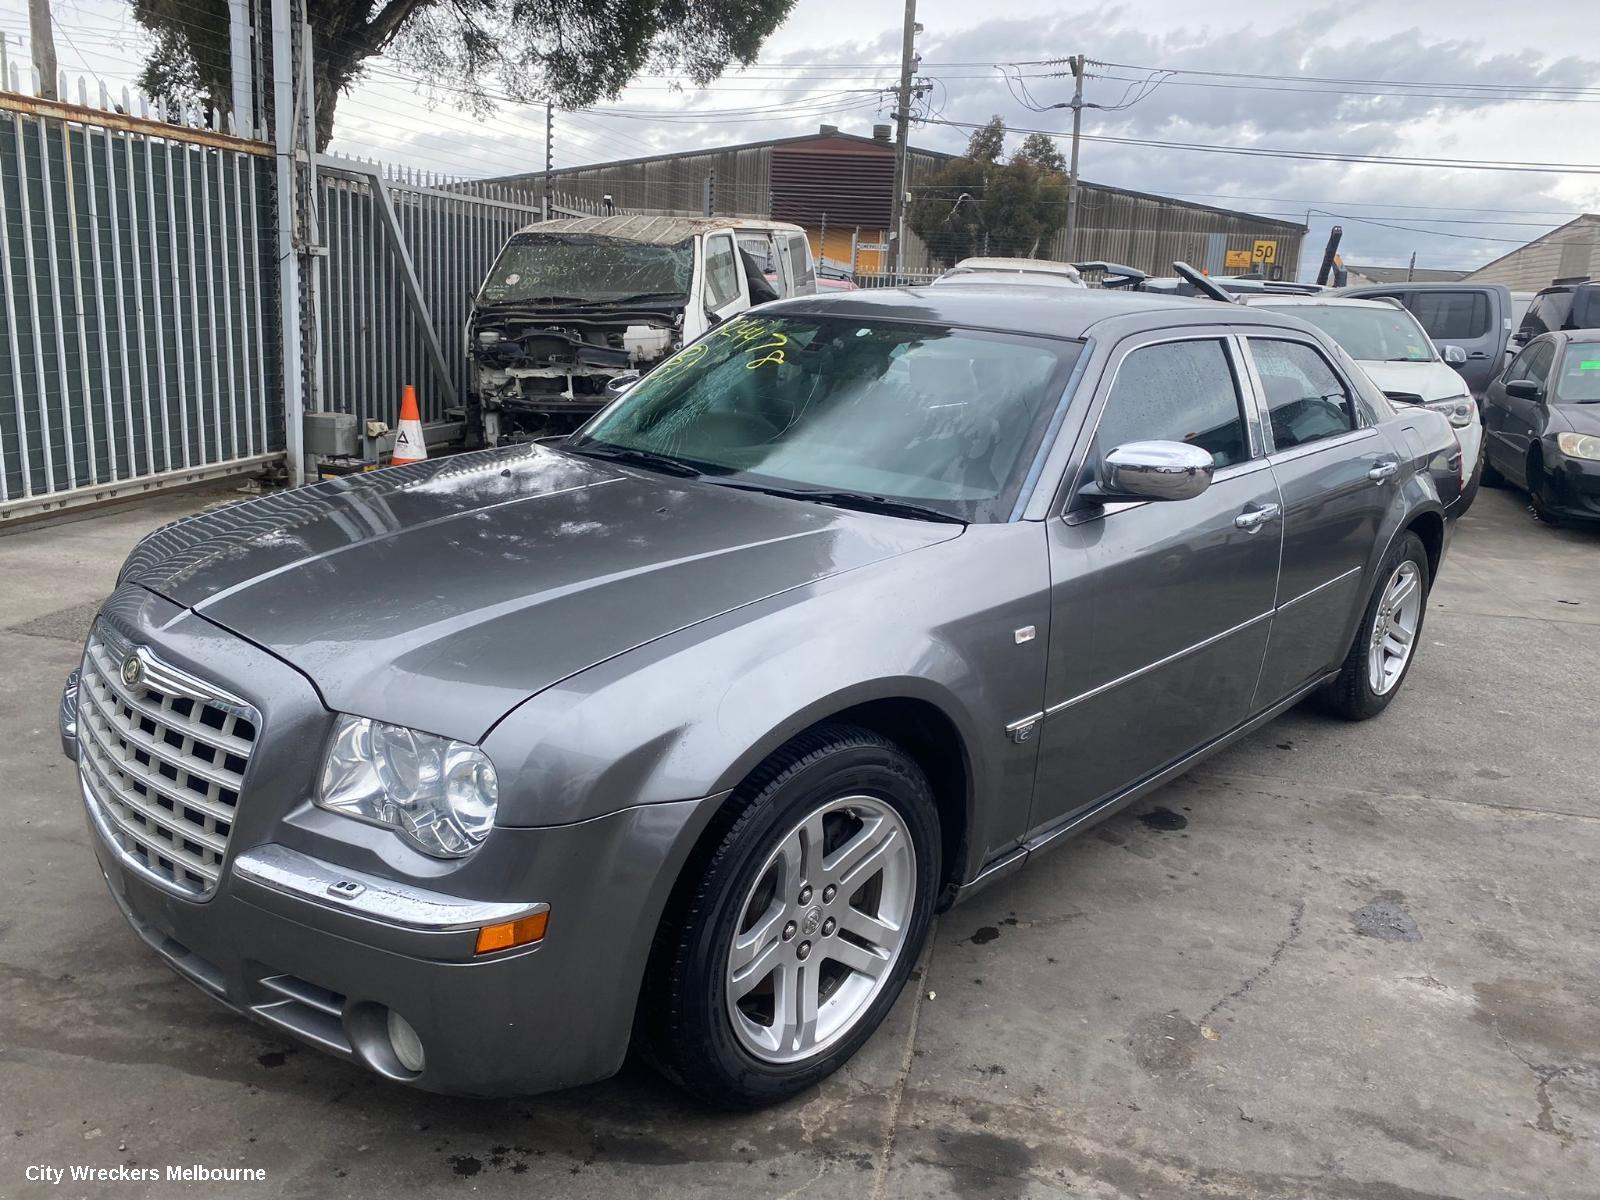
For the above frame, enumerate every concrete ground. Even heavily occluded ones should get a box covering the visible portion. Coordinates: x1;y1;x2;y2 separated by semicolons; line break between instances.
2;482;1597;1200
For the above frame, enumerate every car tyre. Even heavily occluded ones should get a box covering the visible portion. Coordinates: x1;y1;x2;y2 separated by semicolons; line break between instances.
640;724;940;1109
1526;452;1562;526
1315;531;1430;721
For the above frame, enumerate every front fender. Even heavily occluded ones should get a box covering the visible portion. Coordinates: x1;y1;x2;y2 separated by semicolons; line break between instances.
482;523;1051;882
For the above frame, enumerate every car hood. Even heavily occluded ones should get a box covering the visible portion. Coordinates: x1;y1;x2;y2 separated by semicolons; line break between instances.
1545;402;1600;435
120;445;959;742
1357;360;1469;403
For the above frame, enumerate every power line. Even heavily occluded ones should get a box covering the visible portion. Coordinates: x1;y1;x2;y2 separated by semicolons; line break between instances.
1090;59;1600;98
1090;70;1600;106
920;116;1600;176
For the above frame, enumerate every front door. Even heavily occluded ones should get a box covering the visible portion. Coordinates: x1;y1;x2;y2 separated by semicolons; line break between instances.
699;232;750;331
1244;334;1401;703
1032;332;1282;836
1486;339;1555;487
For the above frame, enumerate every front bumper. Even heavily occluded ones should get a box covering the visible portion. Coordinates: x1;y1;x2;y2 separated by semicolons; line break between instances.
78;778;706;1096
61;589;715;1096
1545;448;1600;522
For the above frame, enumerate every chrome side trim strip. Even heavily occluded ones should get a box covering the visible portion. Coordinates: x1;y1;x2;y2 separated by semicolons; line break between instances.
1277;564;1363;611
1044;609;1274;717
231;843;547;932
1026;669;1339;859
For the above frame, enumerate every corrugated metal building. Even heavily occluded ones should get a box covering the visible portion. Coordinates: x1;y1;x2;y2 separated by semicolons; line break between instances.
485;126;1305;277
1463;214;1600;290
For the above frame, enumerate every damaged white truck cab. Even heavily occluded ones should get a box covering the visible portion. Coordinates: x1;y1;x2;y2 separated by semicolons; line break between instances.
468;214;817;445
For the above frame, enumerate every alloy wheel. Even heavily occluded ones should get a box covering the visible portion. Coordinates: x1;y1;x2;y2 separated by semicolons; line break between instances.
1368;559;1422;695
725;794;915;1064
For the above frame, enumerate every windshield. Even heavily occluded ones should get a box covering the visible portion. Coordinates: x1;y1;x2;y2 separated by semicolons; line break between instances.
479;233;692;305
1554;345;1600;402
1260;304;1437;363
572;313;1082;521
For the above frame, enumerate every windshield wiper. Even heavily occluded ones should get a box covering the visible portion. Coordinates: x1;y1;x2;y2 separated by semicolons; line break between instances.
596;291;688;305
566;442;703;477
709;481;968;525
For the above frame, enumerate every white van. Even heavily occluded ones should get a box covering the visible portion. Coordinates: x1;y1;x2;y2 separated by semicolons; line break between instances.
469;215;815;444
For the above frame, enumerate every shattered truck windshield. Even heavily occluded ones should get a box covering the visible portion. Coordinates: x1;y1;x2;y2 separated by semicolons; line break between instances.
479;233;693;306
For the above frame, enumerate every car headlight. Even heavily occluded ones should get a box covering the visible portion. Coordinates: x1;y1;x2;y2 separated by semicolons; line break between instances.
316;715;498;857
1425;395;1475;428
1556;431;1600;461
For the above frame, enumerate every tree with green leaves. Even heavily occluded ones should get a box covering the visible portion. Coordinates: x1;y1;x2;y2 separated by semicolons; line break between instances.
906;118;1069;267
132;0;796;150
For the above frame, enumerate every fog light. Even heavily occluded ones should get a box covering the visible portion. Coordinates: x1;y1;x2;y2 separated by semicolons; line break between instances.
474;910;549;954
387;1009;425;1073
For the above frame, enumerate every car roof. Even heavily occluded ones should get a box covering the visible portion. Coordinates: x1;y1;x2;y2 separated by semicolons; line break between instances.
509;214;805;243
951;257;1081;273
1241;295;1400;310
762;283;1326;340
1561;328;1600;344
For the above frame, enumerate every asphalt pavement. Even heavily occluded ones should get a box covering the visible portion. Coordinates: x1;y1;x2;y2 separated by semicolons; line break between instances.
2;481;1596;1199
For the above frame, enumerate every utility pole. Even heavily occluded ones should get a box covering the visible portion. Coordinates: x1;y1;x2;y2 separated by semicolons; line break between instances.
27;0;57;99
541;101;553;219
888;0;919;277
1063;53;1086;255
226;0;254;131
1407;250;1416;282
271;0;305;485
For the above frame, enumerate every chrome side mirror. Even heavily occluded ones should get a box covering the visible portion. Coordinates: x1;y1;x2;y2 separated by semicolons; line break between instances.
1440;344;1468;367
1091;441;1215;502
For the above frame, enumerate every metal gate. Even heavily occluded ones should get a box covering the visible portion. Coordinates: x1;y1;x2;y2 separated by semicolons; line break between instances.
312;159;542;441
0;84;281;521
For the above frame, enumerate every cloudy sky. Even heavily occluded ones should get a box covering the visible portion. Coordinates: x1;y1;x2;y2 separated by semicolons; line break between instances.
9;0;1600;278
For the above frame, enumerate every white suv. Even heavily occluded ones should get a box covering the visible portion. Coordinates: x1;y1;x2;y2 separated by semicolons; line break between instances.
1244;295;1484;510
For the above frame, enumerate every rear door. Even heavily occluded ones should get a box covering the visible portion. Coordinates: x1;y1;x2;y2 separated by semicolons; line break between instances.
1242;333;1401;705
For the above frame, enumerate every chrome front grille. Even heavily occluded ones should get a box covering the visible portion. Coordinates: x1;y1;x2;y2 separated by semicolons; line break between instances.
77;624;259;899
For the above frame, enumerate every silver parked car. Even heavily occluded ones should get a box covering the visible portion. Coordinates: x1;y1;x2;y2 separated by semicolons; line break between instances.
61;285;1463;1107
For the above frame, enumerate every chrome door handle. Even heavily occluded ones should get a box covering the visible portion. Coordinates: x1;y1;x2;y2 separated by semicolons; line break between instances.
1368;460;1399;481
1234;503;1281;532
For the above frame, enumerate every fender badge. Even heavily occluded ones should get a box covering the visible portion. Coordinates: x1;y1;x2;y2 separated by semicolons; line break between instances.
1014;625;1036;645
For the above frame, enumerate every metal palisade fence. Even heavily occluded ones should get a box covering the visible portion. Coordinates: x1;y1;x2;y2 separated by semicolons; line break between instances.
312;157;544;437
0;74;282;520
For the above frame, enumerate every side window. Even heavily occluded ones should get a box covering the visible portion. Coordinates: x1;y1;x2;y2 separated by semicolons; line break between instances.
1251;338;1358;452
736;234;777;278
788;234;815;291
1524;342;1555;386
1410;291;1490;340
703;235;742;309
1094;339;1250;468
1503;344;1538;383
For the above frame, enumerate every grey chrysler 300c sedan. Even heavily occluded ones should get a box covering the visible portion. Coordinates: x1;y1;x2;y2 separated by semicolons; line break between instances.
60;286;1462;1106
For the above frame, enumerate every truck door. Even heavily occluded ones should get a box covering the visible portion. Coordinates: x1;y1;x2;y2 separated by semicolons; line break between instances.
695;232;750;335
1344;286;1509;396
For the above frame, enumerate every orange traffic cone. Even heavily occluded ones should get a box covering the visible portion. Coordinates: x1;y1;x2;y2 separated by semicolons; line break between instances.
391;385;428;466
